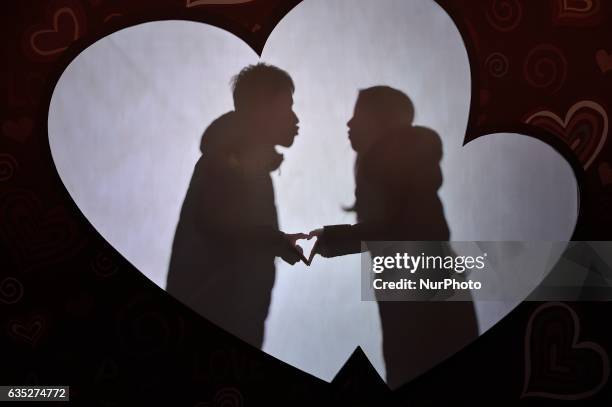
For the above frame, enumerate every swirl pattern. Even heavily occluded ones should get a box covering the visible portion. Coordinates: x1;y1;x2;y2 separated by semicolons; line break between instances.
0;153;18;181
0;277;24;304
485;0;523;31
213;387;243;407
485;52;509;78
523;44;567;93
91;251;118;277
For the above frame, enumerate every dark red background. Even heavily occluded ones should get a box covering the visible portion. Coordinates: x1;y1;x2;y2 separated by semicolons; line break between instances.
1;0;611;404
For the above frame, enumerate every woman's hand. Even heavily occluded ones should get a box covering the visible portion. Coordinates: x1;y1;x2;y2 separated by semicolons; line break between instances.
306;228;327;264
308;228;324;238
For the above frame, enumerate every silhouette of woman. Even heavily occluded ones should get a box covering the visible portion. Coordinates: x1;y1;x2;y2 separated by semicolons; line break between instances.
310;86;478;388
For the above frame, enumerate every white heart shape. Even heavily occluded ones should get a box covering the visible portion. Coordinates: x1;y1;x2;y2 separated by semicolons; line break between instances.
48;0;578;386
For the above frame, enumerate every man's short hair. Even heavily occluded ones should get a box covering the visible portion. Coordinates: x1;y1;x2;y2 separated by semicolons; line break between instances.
231;63;295;111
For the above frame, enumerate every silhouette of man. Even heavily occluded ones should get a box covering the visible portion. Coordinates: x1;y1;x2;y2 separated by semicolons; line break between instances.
166;63;306;348
309;86;478;388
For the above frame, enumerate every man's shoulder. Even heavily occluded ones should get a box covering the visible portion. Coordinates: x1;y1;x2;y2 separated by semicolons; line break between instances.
192;153;243;186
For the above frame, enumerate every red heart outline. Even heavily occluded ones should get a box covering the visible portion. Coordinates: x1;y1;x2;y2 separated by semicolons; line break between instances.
8;316;45;346
524;100;608;169
522;302;610;400
560;0;596;14
29;7;81;57
553;0;602;26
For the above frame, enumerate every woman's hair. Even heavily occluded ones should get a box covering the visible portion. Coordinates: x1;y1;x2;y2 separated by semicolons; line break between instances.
357;86;414;129
344;86;415;213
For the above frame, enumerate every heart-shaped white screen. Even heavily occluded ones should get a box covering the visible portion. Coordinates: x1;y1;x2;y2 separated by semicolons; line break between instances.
48;0;578;386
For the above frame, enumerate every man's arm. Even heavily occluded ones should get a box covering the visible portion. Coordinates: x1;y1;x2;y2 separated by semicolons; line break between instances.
192;160;307;264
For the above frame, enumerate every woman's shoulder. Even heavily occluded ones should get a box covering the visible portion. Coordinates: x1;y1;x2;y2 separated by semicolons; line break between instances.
372;125;442;162
399;125;441;150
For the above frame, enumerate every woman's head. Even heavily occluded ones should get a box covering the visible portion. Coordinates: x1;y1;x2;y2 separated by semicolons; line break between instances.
347;86;414;153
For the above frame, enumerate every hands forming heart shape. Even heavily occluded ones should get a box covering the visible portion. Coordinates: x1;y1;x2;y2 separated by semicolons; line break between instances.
285;229;322;266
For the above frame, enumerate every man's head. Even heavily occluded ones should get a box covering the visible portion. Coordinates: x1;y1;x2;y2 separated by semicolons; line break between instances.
231;63;299;147
347;86;414;153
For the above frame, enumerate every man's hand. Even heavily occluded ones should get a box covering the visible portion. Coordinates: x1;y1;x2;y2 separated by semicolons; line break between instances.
279;232;311;265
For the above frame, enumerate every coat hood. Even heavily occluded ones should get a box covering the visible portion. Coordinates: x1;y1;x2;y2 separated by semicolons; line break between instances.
199;111;284;173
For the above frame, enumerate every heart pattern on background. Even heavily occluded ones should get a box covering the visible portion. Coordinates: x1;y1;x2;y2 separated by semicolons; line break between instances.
525;100;608;169
47;0;578;386
8;316;45;347
28;6;82;58
523;302;610;400
553;0;601;25
559;0;596;13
